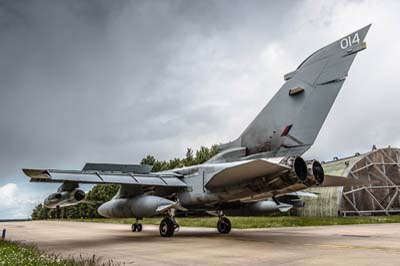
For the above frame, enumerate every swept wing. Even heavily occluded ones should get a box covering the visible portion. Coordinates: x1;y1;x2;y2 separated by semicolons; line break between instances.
205;159;370;190
23;165;186;188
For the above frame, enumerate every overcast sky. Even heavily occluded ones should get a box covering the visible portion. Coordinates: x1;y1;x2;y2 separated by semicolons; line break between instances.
1;0;399;219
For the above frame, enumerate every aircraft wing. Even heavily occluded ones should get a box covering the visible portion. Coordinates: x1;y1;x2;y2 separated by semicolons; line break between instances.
205;159;290;189
204;159;372;191
22;168;187;188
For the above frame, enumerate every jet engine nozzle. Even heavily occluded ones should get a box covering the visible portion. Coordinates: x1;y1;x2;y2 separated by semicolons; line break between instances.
73;189;86;201
286;156;308;183
44;189;86;208
307;160;325;185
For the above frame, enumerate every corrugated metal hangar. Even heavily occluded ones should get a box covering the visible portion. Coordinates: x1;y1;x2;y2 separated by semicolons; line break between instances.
298;147;400;217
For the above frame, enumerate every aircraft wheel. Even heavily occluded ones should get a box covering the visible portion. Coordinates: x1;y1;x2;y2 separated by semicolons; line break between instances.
159;218;175;237
217;217;231;234
137;223;143;232
131;224;137;232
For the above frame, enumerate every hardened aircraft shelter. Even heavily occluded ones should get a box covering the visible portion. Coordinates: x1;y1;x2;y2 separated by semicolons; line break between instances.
299;147;400;216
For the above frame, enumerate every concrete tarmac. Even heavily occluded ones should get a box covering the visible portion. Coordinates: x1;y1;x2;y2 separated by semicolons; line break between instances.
2;221;400;266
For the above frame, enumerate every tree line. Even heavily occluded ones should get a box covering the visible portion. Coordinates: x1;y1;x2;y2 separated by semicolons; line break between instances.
31;145;219;220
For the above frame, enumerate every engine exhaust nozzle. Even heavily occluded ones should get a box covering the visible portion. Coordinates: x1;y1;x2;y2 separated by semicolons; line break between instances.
292;156;308;183
307;160;325;185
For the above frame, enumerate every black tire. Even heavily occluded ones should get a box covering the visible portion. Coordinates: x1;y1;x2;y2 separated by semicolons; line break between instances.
217;217;231;234
131;224;137;232
159;218;175;237
137;223;143;232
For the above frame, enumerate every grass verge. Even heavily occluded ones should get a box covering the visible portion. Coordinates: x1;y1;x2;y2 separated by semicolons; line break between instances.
0;240;122;266
63;215;400;229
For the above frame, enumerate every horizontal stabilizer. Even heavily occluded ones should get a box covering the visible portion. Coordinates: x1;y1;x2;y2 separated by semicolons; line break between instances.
206;159;290;189
284;191;318;198
321;175;373;187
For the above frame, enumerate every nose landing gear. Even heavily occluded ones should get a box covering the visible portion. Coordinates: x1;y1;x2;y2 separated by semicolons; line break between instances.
131;219;143;232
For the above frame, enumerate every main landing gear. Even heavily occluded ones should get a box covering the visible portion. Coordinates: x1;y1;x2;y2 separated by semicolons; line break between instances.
131;219;143;232
217;212;231;234
159;209;179;237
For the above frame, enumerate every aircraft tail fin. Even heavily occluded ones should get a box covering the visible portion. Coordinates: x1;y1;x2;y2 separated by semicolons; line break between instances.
235;24;371;157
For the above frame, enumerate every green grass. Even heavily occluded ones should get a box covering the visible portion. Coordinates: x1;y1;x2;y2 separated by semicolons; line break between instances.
0;240;121;266
63;215;400;229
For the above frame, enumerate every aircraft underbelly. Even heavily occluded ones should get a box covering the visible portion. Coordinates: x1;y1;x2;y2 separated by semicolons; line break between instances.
178;176;307;207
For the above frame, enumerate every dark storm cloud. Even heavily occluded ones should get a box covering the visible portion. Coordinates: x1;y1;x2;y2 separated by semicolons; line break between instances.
0;0;295;176
1;0;399;218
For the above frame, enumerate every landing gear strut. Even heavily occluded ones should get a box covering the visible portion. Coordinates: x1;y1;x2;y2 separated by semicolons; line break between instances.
159;209;179;237
131;219;143;232
217;211;231;234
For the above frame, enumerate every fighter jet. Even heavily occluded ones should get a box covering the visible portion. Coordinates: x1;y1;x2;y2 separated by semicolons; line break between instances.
23;25;371;237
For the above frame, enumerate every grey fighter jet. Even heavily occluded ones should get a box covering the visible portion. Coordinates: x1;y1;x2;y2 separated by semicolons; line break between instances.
23;25;371;237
